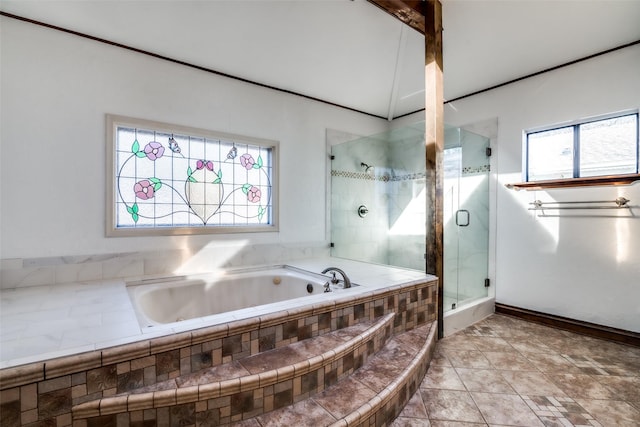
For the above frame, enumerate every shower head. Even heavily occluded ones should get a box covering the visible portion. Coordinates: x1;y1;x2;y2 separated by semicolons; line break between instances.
360;162;375;176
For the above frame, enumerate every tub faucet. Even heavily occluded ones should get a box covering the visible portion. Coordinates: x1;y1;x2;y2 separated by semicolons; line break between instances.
321;267;351;288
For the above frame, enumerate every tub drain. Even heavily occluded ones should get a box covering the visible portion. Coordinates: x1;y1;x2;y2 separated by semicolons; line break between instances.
306;283;314;293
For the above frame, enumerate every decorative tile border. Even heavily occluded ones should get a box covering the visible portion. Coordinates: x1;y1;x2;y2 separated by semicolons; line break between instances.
331;166;489;182
462;164;490;175
331;170;427;183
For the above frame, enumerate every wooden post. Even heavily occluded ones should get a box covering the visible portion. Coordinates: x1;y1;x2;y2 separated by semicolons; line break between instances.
367;0;444;338
424;0;444;338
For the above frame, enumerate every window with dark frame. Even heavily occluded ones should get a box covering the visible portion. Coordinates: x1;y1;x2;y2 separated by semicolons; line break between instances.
526;112;639;182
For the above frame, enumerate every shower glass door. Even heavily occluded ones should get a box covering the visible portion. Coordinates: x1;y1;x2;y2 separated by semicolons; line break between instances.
443;127;490;311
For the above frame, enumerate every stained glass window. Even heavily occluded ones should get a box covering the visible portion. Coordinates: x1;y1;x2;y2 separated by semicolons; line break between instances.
107;115;277;236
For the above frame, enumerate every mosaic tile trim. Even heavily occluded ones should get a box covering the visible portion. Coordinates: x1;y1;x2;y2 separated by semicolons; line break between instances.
462;164;490;175
331;167;488;182
389;172;427;182
331;170;427;183
0;280;437;426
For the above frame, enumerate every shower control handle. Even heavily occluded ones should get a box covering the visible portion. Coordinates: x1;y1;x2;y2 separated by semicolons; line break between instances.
357;205;369;218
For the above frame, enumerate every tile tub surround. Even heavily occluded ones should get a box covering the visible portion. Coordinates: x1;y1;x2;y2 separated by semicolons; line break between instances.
0;258;437;426
1;257;432;366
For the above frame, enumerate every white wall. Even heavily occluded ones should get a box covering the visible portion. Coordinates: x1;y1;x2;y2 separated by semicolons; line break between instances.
445;45;640;332
0;18;388;264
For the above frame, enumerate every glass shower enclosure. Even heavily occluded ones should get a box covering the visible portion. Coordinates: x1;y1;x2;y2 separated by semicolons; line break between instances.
443;126;490;312
329;123;427;271
329;123;490;313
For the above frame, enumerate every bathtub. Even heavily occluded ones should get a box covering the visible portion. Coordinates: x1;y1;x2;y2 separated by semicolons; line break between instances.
127;265;358;329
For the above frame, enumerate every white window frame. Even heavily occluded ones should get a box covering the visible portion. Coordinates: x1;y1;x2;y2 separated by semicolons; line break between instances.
106;114;279;236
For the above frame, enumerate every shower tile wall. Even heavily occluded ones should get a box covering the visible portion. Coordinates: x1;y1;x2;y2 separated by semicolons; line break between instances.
329;124;426;271
387;128;427;271
331;136;389;265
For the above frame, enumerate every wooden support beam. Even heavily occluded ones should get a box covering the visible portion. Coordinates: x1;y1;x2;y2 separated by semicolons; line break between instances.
367;0;426;34
423;0;444;338
367;0;444;338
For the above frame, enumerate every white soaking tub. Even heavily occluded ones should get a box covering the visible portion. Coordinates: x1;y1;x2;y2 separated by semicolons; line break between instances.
127;265;357;329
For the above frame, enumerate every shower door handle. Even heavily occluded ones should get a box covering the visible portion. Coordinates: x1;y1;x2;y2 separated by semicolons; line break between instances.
456;210;470;227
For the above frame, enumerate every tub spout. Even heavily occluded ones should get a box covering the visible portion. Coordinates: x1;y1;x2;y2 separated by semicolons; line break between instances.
321;267;351;288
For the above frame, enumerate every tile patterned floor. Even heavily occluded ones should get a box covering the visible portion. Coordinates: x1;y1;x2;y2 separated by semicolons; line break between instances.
393;314;640;427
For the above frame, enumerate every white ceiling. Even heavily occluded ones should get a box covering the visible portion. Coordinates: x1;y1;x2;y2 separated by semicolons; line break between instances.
2;0;639;120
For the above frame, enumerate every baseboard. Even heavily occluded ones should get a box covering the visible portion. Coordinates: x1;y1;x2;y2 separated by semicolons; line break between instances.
495;303;640;347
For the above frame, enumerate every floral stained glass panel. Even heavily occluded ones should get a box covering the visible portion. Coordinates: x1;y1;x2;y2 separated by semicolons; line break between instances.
110;117;276;234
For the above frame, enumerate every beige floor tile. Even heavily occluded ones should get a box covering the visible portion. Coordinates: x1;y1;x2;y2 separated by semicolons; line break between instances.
482;351;538;371
391;416;432;426
576;398;640;427
462;325;500;338
421;366;466;391
471;392;543;427
499;371;566;396
438;334;481;351
558;343;605;359
598;358;640;376
444;351;492;369
596;375;640;401
429;421;487;427
575;337;640;360
431;353;453;367
521;352;582;373
399;391;429;419
547;373;617;399
455;368;515;394
479;314;519;328
519;324;568;340
534;336;579;353
465;337;515;353
420;389;484;423
485;325;534;340
508;339;554;354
